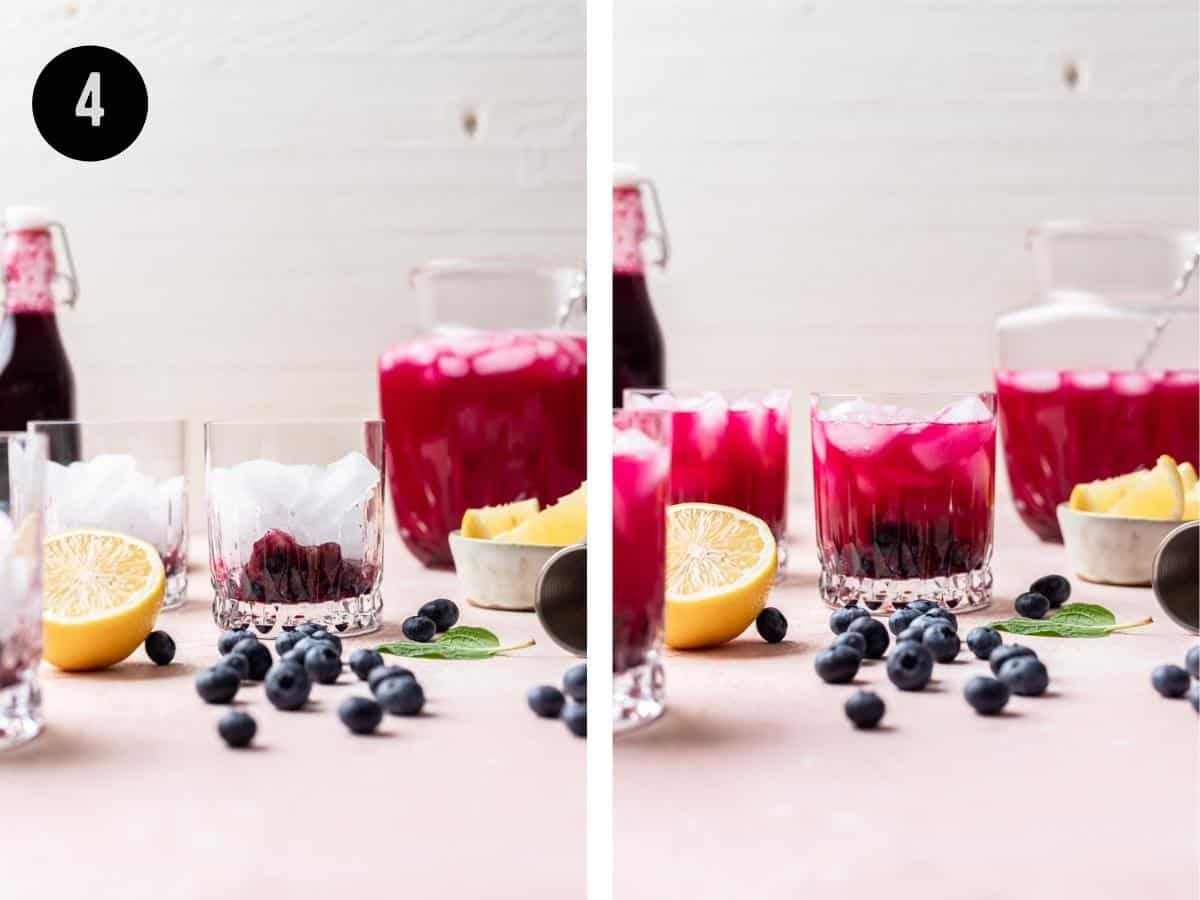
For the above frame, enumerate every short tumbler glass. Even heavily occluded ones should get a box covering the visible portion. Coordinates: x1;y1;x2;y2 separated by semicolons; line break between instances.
613;407;671;733
29;420;189;610
206;420;386;637
811;392;997;613
1;433;47;750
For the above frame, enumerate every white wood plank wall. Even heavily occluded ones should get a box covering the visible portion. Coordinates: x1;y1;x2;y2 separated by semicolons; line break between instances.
615;0;1199;500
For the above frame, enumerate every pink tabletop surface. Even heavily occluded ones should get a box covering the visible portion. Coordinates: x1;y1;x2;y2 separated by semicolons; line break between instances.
615;502;1198;900
0;535;585;900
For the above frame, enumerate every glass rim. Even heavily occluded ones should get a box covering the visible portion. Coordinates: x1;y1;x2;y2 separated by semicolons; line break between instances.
410;257;584;285
810;391;997;423
204;418;383;428
623;387;793;401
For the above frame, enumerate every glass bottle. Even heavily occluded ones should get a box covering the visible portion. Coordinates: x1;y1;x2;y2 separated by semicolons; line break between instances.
613;165;667;407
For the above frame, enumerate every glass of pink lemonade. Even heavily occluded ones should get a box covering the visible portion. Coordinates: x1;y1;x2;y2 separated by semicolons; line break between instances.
378;260;587;568
613;407;671;732
624;389;790;575
811;393;997;613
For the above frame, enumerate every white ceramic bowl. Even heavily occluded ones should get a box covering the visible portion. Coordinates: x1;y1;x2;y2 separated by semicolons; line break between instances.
448;530;567;611
1057;503;1186;586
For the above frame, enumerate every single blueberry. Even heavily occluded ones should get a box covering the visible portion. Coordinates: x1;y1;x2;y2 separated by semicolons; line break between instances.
756;607;788;643
1030;574;1071;608
368;665;415;695
145;630;175;666
921;607;958;632
998;657;1049;696
908;599;936;614
418;598;460;632
563;664;587;702
233;638;273;681
562;702;587;737
886;642;934;691
402;615;437;643
847;616;889;659
1014;591;1050;620
909;614;949;637
1151;664;1191;699
195;665;240;704
309;630;342;655
1185;645;1199;680
966;626;1002;660
832;631;867;658
295;622;323;636
349;648;384;681
304;644;342;685
218;652;250;680
265;661;312;711
217;628;252;656
282;647;308;666
989;643;1037;676
964;676;1010;715
844;690;885;729
898;625;925;644
888;608;921;636
377;677;425;716
527;685;566;718
1190;685;1200;713
338;696;383;735
275;630;306;657
922;623;961;663
217;711;257;748
829;605;870;635
814;646;862;684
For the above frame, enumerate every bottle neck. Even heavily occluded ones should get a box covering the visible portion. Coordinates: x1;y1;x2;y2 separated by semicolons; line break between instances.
3;228;58;314
613;186;646;275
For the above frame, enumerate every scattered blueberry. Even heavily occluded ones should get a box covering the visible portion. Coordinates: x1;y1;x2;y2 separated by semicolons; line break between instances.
309;630;342;655
989;643;1037;676
898;625;925;644
402;615;437;643
1189;686;1200;713
563;664;587;702
756;607;788;643
814;646;862;684
844;690;885;729
304;644;342;684
275;630;306;657
218;652;250;680
349;648;384;681
195;665;240;704
217;628;251;656
265;661;312;710
233;638;273;681
1151;664;1191;699
907;599;936;614
144;630;175;666
289;637;318;660
377;677;425;716
1186;646;1199;680
282;647;308;666
963;676;1010;715
1014;591;1050;620
562;702;587;737
847;616;889;659
888;608;921;636
368;665;415;695
832;631;867;658
921;607;958;631
966;626;1002;660
998;657;1049;697
1030;574;1071;608
418;598;460;632
829;605;870;635
909;614;948;638
922;624;961;663
217;710;257;748
527;685;566;718
886;642;934;691
295;622;323;637
338;696;383;735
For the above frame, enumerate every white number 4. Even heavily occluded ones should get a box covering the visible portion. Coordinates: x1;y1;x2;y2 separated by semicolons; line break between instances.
75;72;104;127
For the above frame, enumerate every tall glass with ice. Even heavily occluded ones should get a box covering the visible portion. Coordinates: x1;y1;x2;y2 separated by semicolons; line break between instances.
811;393;996;613
206;421;385;636
613;407;670;732
1;432;47;750
29;420;188;609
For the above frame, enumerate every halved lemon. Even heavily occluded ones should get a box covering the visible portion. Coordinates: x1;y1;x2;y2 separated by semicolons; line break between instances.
1107;455;1184;519
665;503;777;649
43;529;165;671
495;483;587;546
461;497;540;539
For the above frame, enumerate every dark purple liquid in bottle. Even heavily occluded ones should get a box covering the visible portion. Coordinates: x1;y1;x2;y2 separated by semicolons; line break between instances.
613;272;664;407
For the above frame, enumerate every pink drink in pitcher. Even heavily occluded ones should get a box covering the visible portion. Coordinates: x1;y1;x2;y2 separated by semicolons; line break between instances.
995;369;1199;541
379;329;587;567
811;393;996;612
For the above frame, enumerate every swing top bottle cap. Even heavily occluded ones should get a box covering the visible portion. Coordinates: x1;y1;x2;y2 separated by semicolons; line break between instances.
4;206;52;231
614;163;641;188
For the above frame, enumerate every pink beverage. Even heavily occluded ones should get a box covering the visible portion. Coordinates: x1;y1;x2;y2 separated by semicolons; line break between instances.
613;408;670;732
811;393;997;612
996;369;1200;541
379;329;587;567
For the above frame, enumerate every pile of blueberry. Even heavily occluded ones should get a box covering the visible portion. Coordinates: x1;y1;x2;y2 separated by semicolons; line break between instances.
526;663;587;738
1150;645;1199;712
1011;574;1072;620
401;597;460;643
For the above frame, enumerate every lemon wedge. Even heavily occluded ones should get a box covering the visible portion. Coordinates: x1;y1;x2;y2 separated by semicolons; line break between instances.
1107;455;1184;519
1178;461;1198;493
461;498;539;539
43;529;165;671
495;483;587;545
1183;484;1199;520
664;503;777;649
1069;471;1144;512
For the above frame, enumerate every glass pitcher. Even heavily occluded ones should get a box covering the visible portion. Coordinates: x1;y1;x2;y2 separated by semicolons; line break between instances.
379;259;587;568
994;223;1200;541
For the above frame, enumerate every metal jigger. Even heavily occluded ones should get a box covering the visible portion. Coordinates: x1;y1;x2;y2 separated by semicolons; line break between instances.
534;543;587;656
1152;520;1199;633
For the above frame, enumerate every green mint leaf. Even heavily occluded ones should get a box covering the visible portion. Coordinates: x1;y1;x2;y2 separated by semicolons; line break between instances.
376;625;534;660
990;602;1151;638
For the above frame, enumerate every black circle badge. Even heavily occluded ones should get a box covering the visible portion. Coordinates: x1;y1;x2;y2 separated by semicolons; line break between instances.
32;46;148;162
